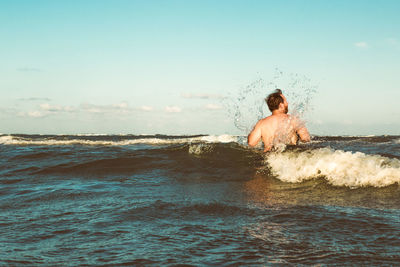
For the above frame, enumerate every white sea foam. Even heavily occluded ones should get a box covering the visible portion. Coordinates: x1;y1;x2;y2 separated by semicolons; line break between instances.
266;148;400;188
75;133;110;136
199;134;238;143
0;135;239;146
188;143;215;155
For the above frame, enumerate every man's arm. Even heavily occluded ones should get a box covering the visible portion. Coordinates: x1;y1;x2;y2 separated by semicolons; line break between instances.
247;121;262;147
297;126;311;142
292;116;311;142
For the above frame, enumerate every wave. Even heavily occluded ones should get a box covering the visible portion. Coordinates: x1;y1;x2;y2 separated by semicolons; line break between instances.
266;147;400;188
2;133;400;188
0;134;239;146
312;135;400;144
2;134;399;146
14;143;260;180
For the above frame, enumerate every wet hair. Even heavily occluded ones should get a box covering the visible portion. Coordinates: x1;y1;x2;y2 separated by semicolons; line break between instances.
265;89;284;112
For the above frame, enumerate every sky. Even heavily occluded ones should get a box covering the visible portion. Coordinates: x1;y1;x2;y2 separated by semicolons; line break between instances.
1;0;399;135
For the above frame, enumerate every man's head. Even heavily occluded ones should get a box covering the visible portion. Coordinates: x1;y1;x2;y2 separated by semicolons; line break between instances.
265;89;288;113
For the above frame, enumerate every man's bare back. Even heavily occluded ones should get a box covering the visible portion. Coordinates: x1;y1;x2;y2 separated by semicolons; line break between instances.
247;90;310;152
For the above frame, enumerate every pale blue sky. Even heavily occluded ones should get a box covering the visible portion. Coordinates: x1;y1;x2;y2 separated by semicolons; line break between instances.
1;0;399;135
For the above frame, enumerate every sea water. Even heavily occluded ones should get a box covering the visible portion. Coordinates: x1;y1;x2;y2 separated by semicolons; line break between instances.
1;134;399;265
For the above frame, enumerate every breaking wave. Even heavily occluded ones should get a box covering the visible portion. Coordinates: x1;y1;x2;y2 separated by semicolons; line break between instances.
0;134;239;146
266;148;400;188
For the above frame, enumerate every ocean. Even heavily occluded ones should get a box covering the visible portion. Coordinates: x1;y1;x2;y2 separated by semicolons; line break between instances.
1;134;399;265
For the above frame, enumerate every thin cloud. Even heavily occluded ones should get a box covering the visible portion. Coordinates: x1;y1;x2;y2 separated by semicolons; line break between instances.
385;38;399;48
204;104;223;110
40;103;63;112
80;102;132;114
140;105;154;111
18;97;52;102
17;67;42;72
27;111;46;118
13;101;136;119
354;41;368;48
80;103;103;113
181;93;224;99
19;103;75;118
165;106;182;113
40;103;75;112
112;102;129;109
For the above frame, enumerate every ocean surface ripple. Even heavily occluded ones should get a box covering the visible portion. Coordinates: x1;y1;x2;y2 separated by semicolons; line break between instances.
1;134;400;265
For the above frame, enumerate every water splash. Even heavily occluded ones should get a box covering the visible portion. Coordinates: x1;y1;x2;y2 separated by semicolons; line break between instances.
268;70;317;118
224;69;317;134
224;78;267;133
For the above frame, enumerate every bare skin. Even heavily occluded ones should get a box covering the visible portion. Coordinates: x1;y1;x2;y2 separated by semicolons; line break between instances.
247;94;310;152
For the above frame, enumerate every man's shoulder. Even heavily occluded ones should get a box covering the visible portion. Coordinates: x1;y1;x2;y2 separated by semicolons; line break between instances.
261;114;297;127
258;116;273;124
256;116;276;129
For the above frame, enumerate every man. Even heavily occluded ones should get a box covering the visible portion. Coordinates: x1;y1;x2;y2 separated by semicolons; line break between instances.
247;89;310;152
